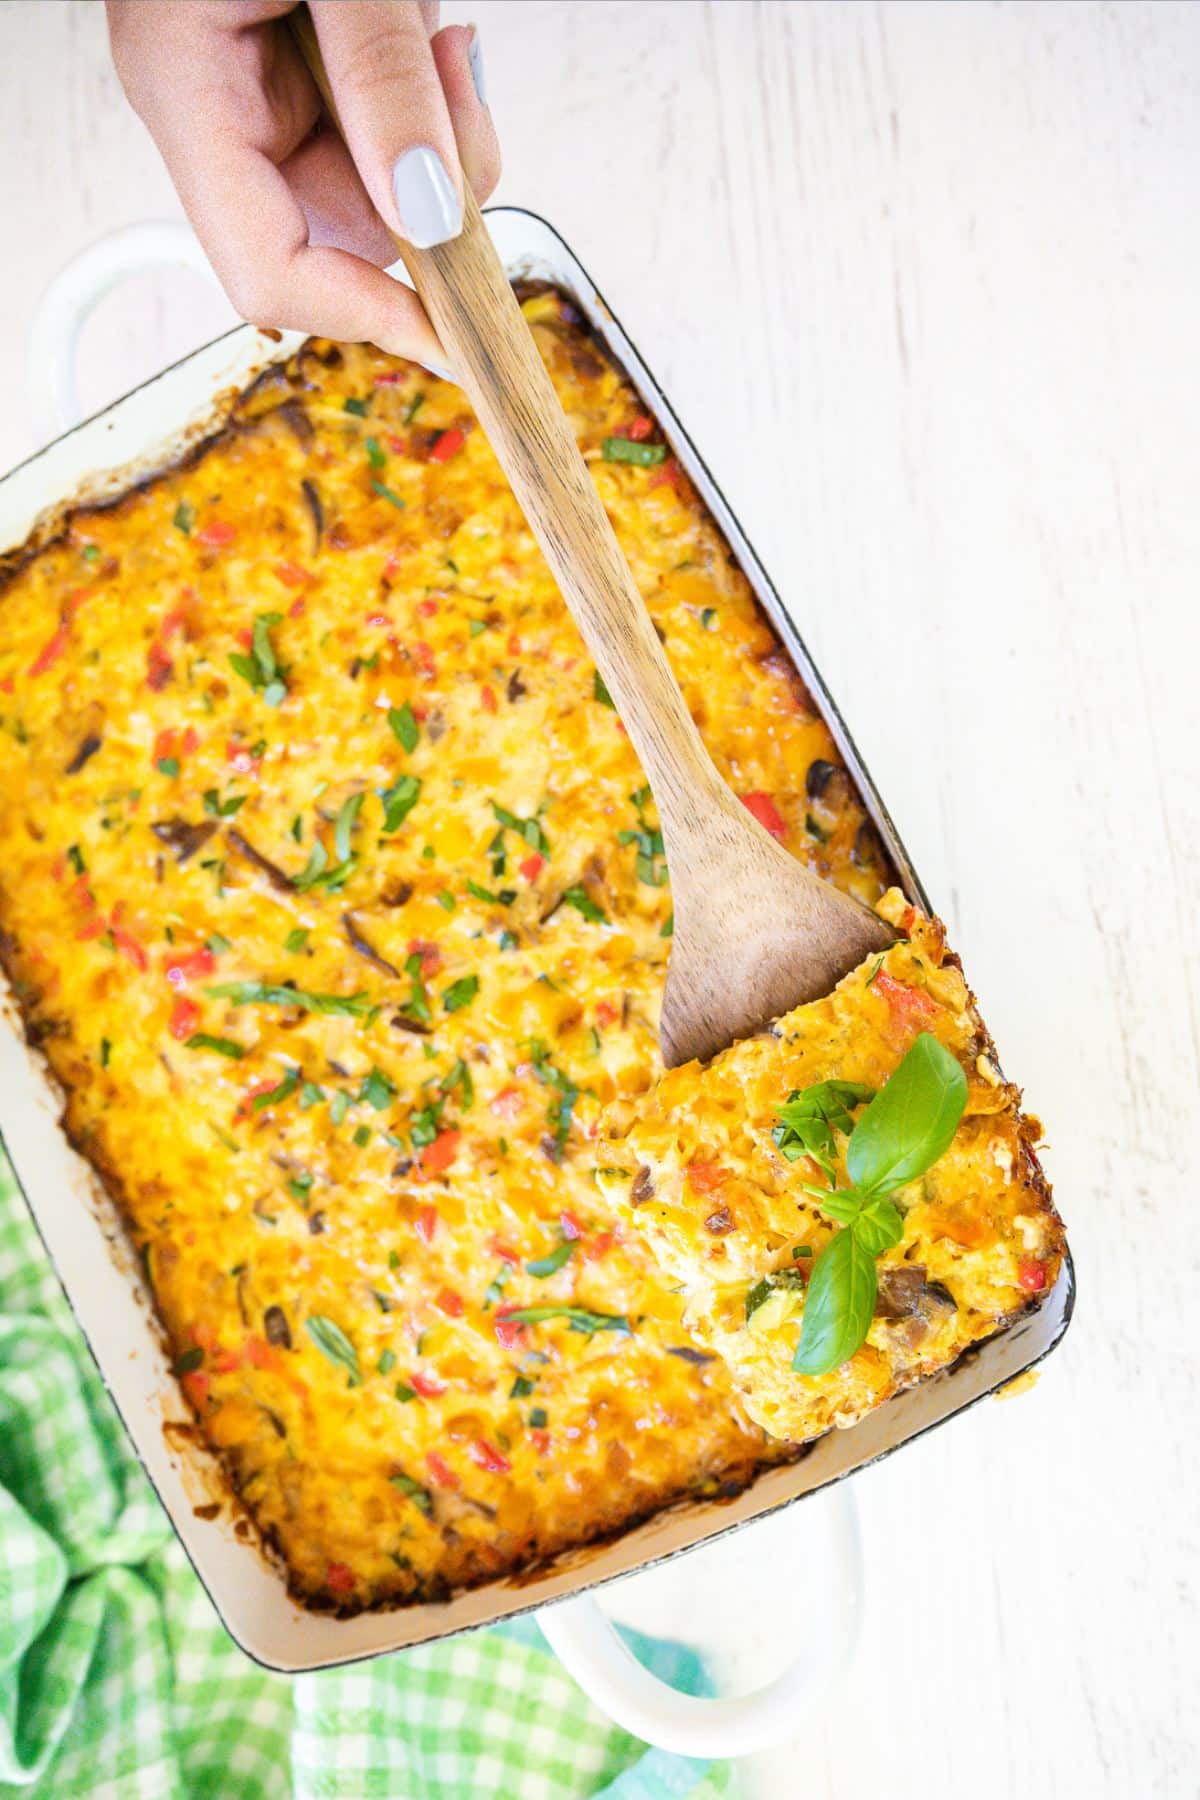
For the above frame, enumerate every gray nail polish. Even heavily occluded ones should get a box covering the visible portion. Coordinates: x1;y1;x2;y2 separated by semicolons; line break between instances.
468;29;487;106
392;146;462;249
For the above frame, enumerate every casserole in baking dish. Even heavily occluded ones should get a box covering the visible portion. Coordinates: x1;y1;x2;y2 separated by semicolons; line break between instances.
0;211;1072;1658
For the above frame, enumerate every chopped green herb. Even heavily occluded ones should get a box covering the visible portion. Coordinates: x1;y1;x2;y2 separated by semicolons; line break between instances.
773;1078;875;1178
329;1090;351;1126
528;1406;548;1429
371;479;406;510
380;774;421;833
81;543;100;564
404;392;425;424
442;974;479;1013
334;792;365;862
502;1306;630;1335
66;843;86;876
490;801;550;857
300;1080;324;1109
365;435;386;469
207;981;373;1018
700;607;718;630
602;437;667;467
285;928;309;953
394;1381;417;1403
404;953;432;1024
359;1066;395;1111
498;929;518;951
203;787;246;817
289;1173;313;1200
745;1267;806;1322
468;618;487;638
157;757;180;779
173;500;195;535
185;1033;245;1059
343;395;370;417
525;1240;574;1279
390;1472;432;1514
467;879;515;907
207;933;232;954
388;702;419;752
561;885;607;924
377;1347;396;1375
99;1037;111;1068
593;671;615;709
660;911;674;938
619;787;667;887
253;1070;300;1111
304;1315;361;1385
864;956;885;989
510;1374;536;1398
230;612;287;703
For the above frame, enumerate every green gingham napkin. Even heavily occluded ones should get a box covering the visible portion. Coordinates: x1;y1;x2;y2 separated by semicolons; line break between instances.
0;1153;731;1800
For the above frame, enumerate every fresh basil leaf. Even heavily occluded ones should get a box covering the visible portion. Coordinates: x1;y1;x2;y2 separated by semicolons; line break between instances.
850;1195;905;1256
773;1078;875;1175
792;1228;878;1376
846;1033;967;1197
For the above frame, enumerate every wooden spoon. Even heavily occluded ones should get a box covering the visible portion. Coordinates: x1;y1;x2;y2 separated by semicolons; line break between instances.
289;17;892;1066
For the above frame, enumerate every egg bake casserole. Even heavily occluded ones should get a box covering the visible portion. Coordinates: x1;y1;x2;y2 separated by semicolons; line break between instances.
0;288;1062;1612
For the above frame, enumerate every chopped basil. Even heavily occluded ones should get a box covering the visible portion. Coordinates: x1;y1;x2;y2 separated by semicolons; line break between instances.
436;890;456;912
501;1306;630;1335
525;1240;574;1279
404;954;432;1023
359;1066;395;1111
528;1406;548;1428
207;981;374;1018
404;392;425;424
773;1078;875;1178
185;1032;245;1059
304;1315;361;1385
230;611;287;703
371;479;406;509
300;1080;324;1108
390;1472;432;1514
377;1347;396;1374
343;395;370;417
394;1381;417;1403
334;792;365;862
99;1037;111;1068
593;671;615;709
490;801;550;857
380;774;421;833
442;975;479;1013
173;500;195;535
365;435;386;469
388;702;419;752
175;1346;204;1375
745;1267;806;1322
467;880;514;907
510;1374;535;1398
157;757;180;779
253;1070;300;1111
330;1090;351;1126
203;787;247;817
561;885;607;923
207;933;232;954
285;928;309;952
66;844;86;875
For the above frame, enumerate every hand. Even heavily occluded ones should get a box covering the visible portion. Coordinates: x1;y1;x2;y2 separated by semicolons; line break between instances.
106;1;500;372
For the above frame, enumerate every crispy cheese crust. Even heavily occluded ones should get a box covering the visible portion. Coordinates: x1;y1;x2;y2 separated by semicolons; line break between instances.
0;292;892;1611
599;891;1065;1443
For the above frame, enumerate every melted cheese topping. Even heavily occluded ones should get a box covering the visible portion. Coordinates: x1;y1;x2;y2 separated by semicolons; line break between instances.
0;292;891;1610
599;892;1064;1442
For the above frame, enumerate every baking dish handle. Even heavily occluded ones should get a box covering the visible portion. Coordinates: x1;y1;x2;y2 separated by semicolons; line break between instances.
27;220;217;441
537;1484;862;1758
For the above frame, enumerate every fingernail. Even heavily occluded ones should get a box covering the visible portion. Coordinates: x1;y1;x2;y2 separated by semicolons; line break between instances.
468;27;487;106
392;146;462;249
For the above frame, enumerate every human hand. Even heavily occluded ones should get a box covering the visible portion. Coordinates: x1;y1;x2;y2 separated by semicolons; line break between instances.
106;1;499;372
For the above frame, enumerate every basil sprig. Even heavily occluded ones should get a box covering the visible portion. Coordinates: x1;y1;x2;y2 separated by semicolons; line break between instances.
773;1078;875;1177
787;1034;967;1377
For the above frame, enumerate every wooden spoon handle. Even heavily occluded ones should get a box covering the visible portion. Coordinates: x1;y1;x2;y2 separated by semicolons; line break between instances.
289;12;729;852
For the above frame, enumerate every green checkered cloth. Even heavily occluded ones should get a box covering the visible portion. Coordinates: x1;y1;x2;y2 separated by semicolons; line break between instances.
0;1153;731;1799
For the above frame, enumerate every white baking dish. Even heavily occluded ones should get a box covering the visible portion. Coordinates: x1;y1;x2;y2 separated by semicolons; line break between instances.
0;209;1074;1755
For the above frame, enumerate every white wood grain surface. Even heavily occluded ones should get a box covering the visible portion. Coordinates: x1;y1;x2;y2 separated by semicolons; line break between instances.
2;4;1198;1795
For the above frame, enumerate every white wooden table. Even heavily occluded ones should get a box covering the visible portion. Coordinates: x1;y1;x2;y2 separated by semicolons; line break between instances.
2;4;1198;1794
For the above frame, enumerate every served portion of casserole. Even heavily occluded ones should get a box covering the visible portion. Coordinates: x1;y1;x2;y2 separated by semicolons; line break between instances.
0;290;1059;1612
599;891;1064;1443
